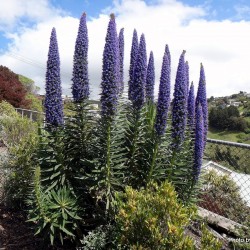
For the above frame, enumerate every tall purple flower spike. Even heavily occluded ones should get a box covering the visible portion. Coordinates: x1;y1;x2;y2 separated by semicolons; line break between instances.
187;82;195;131
171;50;187;149
193;103;204;181
131;33;147;110
128;29;139;101
118;28;124;93
100;14;119;118
72;13;90;102
146;51;155;102
195;63;208;149
185;61;189;96
155;51;171;136
165;44;171;66
44;27;64;126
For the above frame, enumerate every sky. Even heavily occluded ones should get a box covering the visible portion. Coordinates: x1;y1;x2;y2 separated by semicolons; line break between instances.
0;0;250;100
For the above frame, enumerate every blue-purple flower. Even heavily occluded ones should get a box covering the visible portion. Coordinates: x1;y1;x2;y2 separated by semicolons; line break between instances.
187;82;195;131
193;103;204;180
195;63;208;149
171;50;187;149
44;27;64;126
165;44;171;66
118;28;124;93
185;61;189;97
72;12;90;102
100;14;119;118
131;34;147;110
128;29;139;101
155;51;171;136
146;51;155;102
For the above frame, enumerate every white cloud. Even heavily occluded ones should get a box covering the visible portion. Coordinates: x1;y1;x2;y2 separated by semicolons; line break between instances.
0;0;65;31
0;0;250;100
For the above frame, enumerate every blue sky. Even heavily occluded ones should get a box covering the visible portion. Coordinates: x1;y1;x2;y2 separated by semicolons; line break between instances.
52;0;250;20
0;0;250;99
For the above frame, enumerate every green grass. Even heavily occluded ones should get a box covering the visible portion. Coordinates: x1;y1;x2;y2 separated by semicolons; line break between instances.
208;127;250;144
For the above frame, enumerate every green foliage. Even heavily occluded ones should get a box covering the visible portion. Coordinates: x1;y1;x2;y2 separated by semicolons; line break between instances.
4;130;38;207
209;106;248;132
18;74;40;94
200;170;250;224
27;98;204;246
63;101;76;117
27;167;81;245
0;100;18;117
0;108;38;207
0;114;37;147
26;93;43;113
114;181;196;249
38;128;68;192
91;99;128;213
200;223;222;250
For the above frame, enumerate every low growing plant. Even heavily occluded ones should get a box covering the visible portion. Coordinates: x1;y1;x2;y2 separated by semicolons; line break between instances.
114;180;196;249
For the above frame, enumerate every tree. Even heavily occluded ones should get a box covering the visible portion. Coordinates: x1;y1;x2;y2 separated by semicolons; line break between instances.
0;66;30;108
209;106;247;131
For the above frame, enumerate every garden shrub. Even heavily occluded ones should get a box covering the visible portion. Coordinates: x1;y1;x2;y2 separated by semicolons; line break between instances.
0;100;18;118
3;122;38;207
200;170;250;224
0;104;39;207
0;113;37;147
114;180;196;249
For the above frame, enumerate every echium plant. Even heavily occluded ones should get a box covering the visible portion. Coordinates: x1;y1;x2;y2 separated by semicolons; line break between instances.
187;82;195;131
131;34;147;110
128;29;139;100
165;44;171;67
44;27;64;126
146;51;155;102
118;28;124;93
196;63;208;149
171;50;187;150
185;61;189;96
72;12;90;102
154;50;171;137
145;50;171;184
100;13;119;118
96;14;125;212
193;103;204;181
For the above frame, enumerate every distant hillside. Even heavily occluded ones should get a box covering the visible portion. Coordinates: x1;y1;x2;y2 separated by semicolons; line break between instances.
18;74;43;112
208;91;250;144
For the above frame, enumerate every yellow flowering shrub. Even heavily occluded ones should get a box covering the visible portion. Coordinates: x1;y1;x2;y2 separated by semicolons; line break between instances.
115;180;196;249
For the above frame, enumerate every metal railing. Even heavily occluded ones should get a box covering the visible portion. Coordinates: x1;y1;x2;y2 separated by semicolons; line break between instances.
201;138;250;229
14;100;101;123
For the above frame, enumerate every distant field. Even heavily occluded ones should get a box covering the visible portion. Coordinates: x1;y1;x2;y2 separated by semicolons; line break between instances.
207;127;250;144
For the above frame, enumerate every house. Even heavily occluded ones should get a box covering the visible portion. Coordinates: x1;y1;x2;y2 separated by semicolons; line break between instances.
228;99;241;107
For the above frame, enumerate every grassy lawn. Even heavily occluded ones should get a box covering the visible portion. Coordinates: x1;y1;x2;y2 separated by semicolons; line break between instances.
207;127;250;144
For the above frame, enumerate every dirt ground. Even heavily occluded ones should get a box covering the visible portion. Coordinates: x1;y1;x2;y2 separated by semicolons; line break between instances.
0;203;234;250
0;204;44;250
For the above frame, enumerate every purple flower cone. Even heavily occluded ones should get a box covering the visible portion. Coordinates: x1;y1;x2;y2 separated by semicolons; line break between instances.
44;27;64;126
